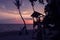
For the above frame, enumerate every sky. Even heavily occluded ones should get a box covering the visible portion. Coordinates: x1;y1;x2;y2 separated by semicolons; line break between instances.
0;0;47;24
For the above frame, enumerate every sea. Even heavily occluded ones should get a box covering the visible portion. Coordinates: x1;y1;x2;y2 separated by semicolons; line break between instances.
0;24;59;40
0;24;33;32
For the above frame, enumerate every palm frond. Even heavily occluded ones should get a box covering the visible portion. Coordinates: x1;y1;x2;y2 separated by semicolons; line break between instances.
39;0;44;4
29;0;37;2
29;0;37;6
14;0;22;9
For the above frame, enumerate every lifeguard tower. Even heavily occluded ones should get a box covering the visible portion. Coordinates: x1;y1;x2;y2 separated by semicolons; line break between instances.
31;11;44;32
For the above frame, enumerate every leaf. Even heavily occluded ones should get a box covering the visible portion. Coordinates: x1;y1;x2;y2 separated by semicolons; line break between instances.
39;0;44;4
13;0;22;9
29;0;37;6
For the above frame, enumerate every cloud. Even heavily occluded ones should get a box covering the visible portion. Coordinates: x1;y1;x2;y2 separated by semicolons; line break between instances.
0;11;19;19
0;0;46;24
0;5;5;9
0;19;23;24
0;10;33;24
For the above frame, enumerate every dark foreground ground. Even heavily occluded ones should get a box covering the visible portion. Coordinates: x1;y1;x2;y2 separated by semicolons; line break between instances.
0;30;34;40
0;28;59;40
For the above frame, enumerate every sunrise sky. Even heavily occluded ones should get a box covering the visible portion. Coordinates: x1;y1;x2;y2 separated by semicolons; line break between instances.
0;0;47;24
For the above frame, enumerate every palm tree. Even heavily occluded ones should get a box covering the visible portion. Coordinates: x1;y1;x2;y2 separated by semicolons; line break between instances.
29;0;37;11
39;0;44;4
13;0;27;33
29;0;44;11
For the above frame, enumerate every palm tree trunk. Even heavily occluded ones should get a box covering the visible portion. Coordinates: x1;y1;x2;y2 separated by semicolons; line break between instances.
31;3;35;12
18;8;28;34
18;8;26;29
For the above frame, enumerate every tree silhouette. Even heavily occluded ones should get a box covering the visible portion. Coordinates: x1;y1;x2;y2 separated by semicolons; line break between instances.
44;0;60;28
29;0;44;11
39;0;44;4
29;0;37;11
35;0;60;40
37;0;60;40
13;0;27;34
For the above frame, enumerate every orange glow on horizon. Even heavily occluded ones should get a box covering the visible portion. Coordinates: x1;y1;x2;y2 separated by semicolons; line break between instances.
25;20;33;24
15;17;33;24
